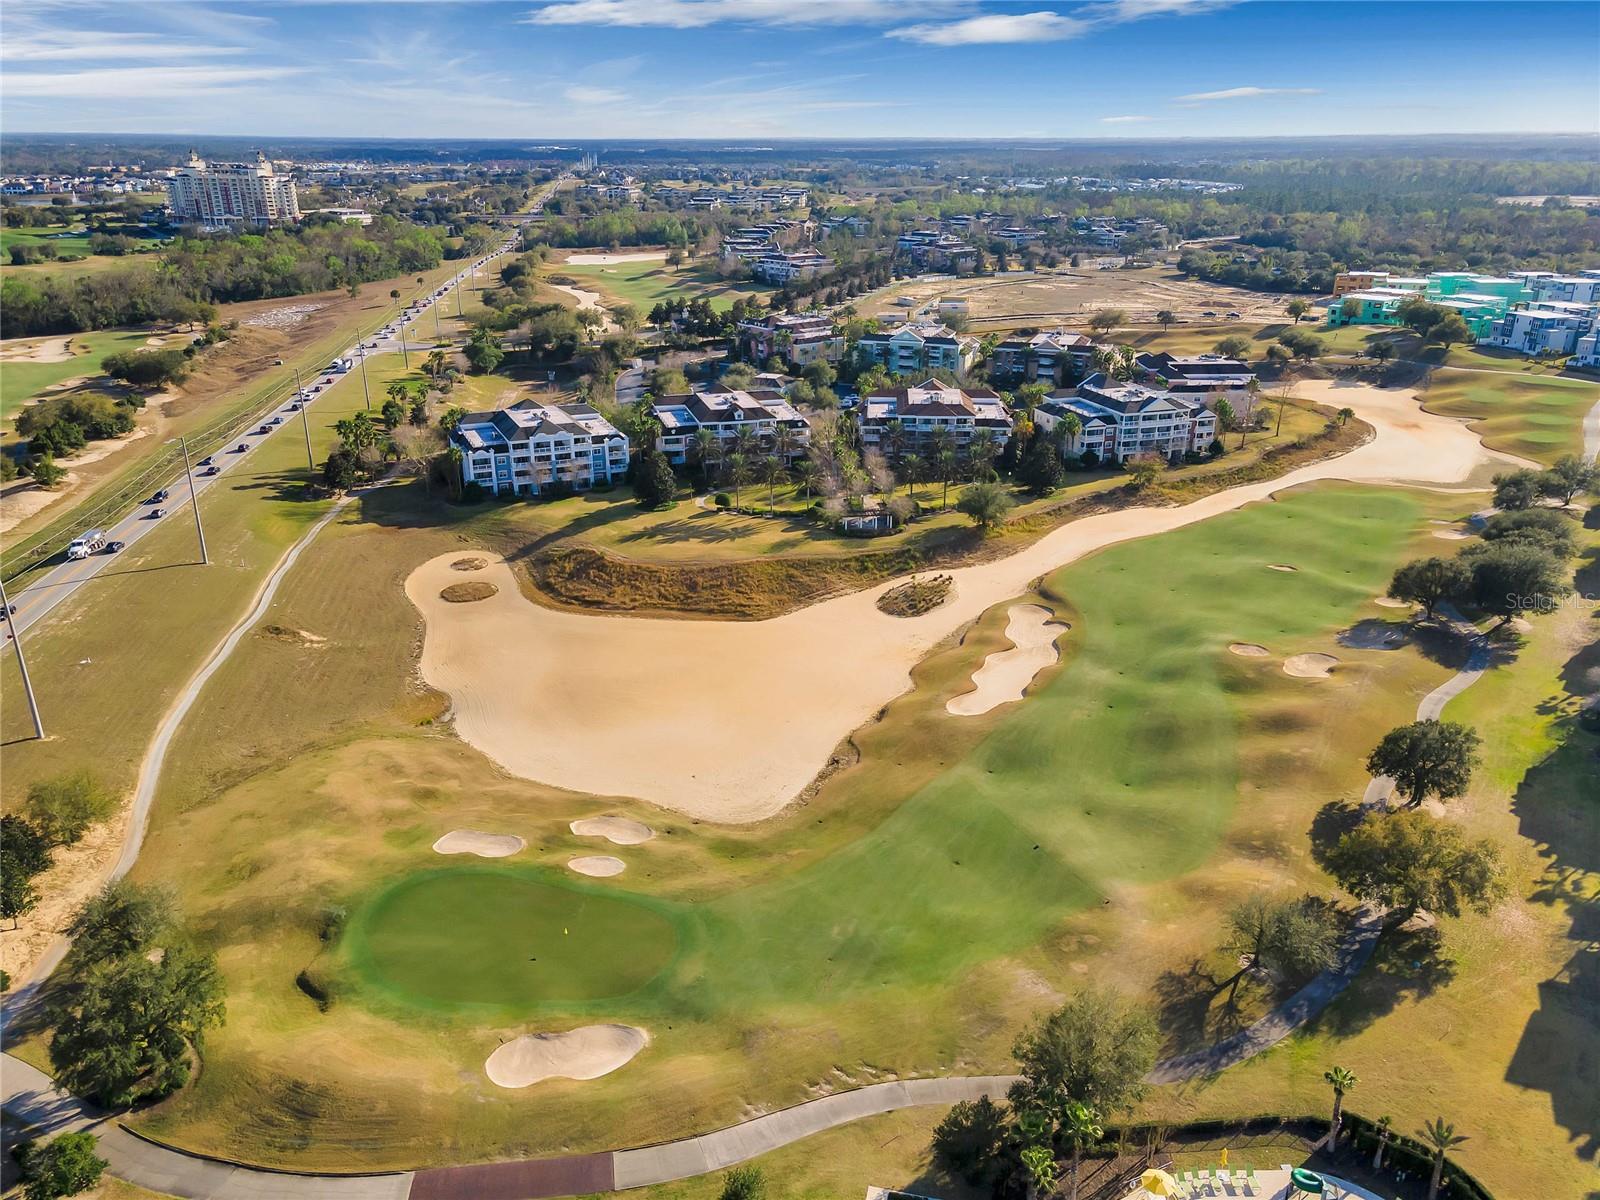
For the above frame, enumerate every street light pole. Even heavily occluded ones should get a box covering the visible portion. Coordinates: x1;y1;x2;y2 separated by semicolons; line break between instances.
295;365;314;471
177;435;208;565
0;576;45;740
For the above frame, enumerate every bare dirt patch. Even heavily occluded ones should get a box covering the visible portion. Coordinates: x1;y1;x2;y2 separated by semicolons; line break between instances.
450;556;489;572
440;581;497;603
946;604;1067;716
242;302;325;330
1228;643;1271;657
568;855;626;877
484;1024;648;1088
570;817;655;845
877;574;954;618
432;830;525;858
1283;653;1340;679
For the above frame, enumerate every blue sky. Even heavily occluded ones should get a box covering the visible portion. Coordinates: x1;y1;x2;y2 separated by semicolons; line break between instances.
3;0;1597;139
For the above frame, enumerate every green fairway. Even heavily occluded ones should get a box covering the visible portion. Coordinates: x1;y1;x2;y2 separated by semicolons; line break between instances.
1;329;160;421
559;258;773;313
347;867;681;1011
1420;371;1597;463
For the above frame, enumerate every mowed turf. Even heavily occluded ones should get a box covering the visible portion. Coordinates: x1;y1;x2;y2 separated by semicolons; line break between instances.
347;867;680;1010
559;259;772;313
1;329;158;420
1420;371;1597;463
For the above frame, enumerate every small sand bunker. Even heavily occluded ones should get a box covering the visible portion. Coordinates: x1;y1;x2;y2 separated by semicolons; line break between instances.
1374;596;1410;609
1228;642;1271;657
432;830;525;858
1432;528;1472;541
1339;620;1410;650
440;581;498;603
1267;563;1299;572
571;817;655;845
485;1024;649;1088
947;604;1066;717
1284;653;1339;679
450;556;488;572
568;855;626;877
0;336;75;364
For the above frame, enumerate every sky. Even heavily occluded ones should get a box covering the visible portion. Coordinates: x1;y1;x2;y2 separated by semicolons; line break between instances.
2;0;1598;140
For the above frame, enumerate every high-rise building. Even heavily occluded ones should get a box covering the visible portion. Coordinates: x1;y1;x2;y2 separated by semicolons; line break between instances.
165;151;300;229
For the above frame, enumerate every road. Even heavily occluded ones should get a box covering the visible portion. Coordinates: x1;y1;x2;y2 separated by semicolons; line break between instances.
2;241;517;644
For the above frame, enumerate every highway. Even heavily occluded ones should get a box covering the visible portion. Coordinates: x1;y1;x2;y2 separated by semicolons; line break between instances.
2;238;519;644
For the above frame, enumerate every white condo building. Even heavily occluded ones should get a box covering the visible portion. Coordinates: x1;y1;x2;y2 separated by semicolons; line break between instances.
451;400;630;497
165;152;301;229
1034;375;1219;464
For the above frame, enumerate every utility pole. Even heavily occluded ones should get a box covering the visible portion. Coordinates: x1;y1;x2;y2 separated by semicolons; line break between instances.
295;365;314;470
0;576;44;740
177;436;208;565
399;323;410;370
357;334;372;411
433;296;442;341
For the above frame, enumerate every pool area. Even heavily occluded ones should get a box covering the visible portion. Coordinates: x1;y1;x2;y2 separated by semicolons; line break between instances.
1123;1167;1388;1200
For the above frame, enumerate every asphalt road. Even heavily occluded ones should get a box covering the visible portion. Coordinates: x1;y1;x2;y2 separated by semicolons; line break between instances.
2;241;517;644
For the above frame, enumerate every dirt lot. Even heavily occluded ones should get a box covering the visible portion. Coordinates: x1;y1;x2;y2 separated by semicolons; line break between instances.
863;264;1301;330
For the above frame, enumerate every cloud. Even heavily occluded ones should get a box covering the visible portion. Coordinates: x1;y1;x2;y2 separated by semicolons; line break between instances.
889;11;1088;45
1082;0;1238;21
1;31;246;61
525;0;960;28
1176;85;1324;102
3;65;303;98
1100;114;1156;123
565;84;627;104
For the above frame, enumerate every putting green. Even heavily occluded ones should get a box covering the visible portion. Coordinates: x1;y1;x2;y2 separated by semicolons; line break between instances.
346;867;680;1010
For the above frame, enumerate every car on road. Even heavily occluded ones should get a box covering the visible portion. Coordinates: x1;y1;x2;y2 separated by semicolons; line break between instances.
147;489;169;504
234;442;248;452
1227;311;1243;319
203;465;219;476
269;416;284;426
288;402;302;412
105;541;125;553
1201;310;1218;317
257;424;272;435
197;456;213;467
149;507;167;519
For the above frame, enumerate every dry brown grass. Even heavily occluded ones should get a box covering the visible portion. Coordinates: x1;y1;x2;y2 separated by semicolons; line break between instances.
439;580;497;603
877;574;954;618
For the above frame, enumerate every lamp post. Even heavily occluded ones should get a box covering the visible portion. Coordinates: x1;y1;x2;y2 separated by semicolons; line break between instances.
0;575;44;740
172;435;208;564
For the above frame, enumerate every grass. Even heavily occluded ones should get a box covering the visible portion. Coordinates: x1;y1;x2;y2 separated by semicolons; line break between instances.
346;867;682;1011
1418;372;1597;463
0;329;157;421
555;258;772;314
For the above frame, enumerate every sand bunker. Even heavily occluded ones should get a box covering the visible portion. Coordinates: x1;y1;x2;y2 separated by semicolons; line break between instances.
432;830;525;858
568;855;626;877
485;1024;649;1088
451;556;488;572
571;817;655;845
405;380;1513;823
1228;643;1271;657
0;335;74;363
1267;563;1298;572
946;604;1066;716
1374;597;1410;609
1283;653;1340;679
1432;528;1472;540
1339;621;1410;650
440;581;497;603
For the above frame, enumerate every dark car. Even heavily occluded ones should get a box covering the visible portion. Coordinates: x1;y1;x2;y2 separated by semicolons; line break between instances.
269;416;284;425
234;442;248;452
105;540;126;553
197;456;214;467
149;508;167;519
204;465;220;476
257;424;272;435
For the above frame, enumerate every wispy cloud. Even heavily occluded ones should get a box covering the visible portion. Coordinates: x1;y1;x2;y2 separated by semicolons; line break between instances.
1081;0;1238;21
525;0;962;29
565;84;627;103
4;64;303;98
1176;85;1324;102
889;11;1088;45
1100;114;1156;123
1;30;244;61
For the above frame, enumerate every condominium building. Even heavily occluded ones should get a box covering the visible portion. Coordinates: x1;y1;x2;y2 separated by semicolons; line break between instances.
750;250;831;284
1478;303;1599;357
991;330;1100;386
736;313;844;367
651;387;810;465
855;322;979;376
896;230;978;271
1033;375;1218;464
1134;352;1257;400
857;380;1013;454
1511;272;1600;305
165;151;300;229
452;400;630;497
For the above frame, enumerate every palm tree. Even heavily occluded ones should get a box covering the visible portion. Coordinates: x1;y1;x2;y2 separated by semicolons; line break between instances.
1053;412;1082;456
792;459;822;500
936;448;958;510
900;452;925;499
732;423;759;459
1371;1115;1392;1171
726;452;752;508
760;454;787;514
1336;406;1355;427
969;428;999;481
692;428;721;486
1418;1118;1468;1200
772;424;800;463
1059;1103;1102;1200
1090;345;1117;378
1323;1066;1357;1150
882;418;906;464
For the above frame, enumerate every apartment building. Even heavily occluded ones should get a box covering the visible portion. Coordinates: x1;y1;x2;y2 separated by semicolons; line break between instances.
896;230;978;271
856;321;978;375
750;250;831;284
858;380;1013;453
452;400;630;497
990;330;1099;386
1478;303;1599;357
1033;375;1218;464
651;388;810;465
1569;327;1600;369
165;152;300;229
574;182;642;204
736;313;844;368
1134;352;1257;400
1511;272;1600;305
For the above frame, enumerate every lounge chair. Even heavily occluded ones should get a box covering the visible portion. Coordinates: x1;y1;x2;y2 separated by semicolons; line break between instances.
1245;1167;1260;1195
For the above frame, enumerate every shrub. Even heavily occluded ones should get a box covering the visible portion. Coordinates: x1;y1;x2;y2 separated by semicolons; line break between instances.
713;491;732;508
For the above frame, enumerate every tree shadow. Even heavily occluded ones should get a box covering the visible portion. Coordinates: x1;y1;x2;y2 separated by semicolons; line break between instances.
1308;921;1457;1038
1151;960;1260;1053
1308;799;1366;870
